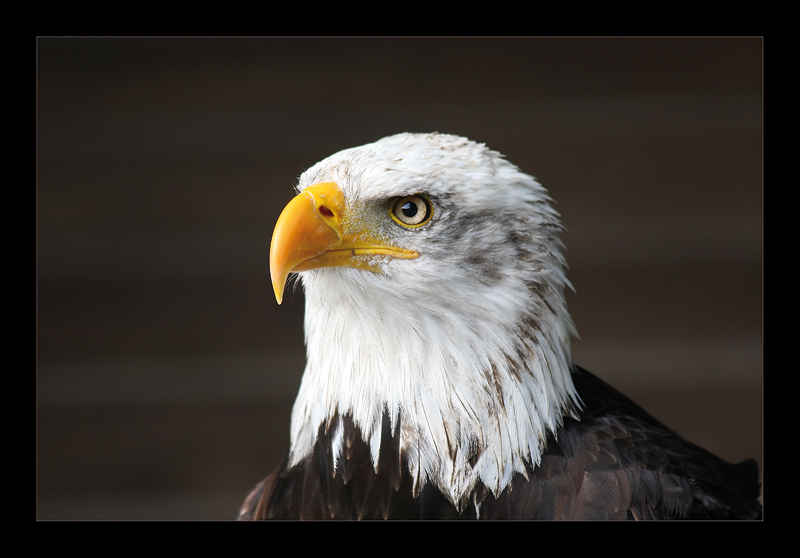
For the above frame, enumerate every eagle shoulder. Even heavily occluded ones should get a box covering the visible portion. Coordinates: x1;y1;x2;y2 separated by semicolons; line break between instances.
514;366;762;520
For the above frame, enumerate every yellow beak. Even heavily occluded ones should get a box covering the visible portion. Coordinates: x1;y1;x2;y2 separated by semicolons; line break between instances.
269;182;419;304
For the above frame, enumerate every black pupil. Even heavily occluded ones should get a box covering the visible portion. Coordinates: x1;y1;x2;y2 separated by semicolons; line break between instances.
401;201;418;218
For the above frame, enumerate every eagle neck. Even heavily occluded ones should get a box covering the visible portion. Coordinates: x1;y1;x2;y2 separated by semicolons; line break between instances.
287;266;579;508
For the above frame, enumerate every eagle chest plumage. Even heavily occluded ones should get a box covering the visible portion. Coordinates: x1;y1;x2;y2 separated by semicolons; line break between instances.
239;133;761;520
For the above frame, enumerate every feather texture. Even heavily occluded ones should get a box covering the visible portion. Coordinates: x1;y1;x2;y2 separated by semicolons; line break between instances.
239;367;761;520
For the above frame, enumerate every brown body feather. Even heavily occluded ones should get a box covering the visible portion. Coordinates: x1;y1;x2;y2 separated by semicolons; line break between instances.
239;367;761;520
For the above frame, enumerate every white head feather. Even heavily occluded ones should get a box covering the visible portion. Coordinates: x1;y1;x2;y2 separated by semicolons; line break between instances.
286;133;579;508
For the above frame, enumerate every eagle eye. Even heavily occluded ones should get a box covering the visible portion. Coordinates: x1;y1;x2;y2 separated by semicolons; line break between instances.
390;194;433;228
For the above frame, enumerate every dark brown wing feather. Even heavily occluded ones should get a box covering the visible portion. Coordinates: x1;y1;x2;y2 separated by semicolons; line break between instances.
239;366;761;520
239;413;461;520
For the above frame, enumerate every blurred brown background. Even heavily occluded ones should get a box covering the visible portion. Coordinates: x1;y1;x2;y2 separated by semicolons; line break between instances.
37;38;762;520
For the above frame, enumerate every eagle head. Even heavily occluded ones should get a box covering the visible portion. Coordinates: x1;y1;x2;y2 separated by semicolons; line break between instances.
269;133;579;506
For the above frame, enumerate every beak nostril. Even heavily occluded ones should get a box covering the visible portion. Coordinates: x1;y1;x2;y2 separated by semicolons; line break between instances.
319;206;334;218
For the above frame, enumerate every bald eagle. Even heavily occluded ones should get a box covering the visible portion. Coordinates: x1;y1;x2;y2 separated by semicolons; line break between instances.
239;133;761;520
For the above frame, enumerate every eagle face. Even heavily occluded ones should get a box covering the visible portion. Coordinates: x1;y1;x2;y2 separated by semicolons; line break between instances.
270;133;579;505
273;133;570;317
